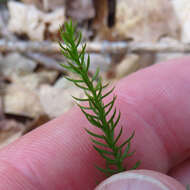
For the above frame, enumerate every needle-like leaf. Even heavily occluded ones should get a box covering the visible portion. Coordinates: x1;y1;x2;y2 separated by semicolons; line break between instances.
59;20;140;177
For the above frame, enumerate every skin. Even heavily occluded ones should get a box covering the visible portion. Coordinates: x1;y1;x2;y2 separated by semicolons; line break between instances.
0;57;190;189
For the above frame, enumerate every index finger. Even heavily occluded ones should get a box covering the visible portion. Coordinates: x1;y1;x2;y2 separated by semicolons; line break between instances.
0;57;189;189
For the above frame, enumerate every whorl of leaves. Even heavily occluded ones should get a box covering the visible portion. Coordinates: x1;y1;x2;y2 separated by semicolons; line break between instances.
59;21;140;176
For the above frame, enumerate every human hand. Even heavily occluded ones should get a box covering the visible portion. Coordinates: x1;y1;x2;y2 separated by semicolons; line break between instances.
0;57;189;189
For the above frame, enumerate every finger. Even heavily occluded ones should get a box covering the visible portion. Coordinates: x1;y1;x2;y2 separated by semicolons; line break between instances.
169;159;190;187
0;57;189;190
0;108;100;190
114;56;190;172
95;170;186;190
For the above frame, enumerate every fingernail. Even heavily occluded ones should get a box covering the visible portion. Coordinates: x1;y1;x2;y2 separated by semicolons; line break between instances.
95;171;170;190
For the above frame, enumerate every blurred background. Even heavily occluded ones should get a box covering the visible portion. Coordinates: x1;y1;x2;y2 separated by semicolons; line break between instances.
0;0;189;148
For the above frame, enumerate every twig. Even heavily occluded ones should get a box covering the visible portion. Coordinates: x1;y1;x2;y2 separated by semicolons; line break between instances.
0;78;5;121
24;52;65;72
0;39;59;54
0;96;4;121
0;39;190;54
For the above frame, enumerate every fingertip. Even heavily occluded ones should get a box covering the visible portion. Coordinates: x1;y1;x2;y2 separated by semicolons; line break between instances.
95;170;186;190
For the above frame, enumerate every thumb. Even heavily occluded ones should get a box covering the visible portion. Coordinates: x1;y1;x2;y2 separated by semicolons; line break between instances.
95;170;185;190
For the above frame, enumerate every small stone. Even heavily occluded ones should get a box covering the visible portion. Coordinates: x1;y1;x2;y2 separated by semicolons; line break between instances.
0;120;25;149
54;77;72;89
20;0;43;9
172;0;190;43
116;54;140;79
105;0;179;42
8;1;65;41
87;53;111;73
21;0;65;11
4;84;45;119
66;0;95;21
8;1;45;41
0;53;36;78
116;0;179;42
39;79;85;118
43;8;65;34
42;0;65;11
13;70;58;91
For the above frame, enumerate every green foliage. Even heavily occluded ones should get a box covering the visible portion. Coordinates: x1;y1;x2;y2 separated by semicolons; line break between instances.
187;184;190;190
59;21;140;176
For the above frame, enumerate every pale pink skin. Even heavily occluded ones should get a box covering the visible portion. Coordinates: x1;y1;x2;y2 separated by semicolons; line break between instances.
0;57;189;189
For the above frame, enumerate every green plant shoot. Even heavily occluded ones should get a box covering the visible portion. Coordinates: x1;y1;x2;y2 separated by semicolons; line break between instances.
59;21;140;177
